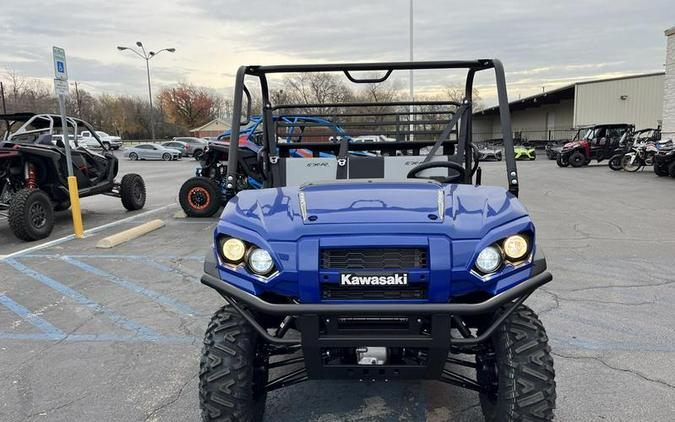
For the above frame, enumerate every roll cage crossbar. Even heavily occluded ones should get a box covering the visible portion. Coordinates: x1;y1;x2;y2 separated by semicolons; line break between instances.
226;59;519;196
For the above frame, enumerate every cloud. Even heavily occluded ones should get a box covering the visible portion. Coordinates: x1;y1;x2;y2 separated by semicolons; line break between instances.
0;0;671;105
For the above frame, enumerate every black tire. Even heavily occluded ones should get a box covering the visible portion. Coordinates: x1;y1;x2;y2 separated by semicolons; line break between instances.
556;154;569;168
8;188;55;241
608;154;623;171
569;150;586;167
54;200;71;212
476;305;556;422
162;153;171;161
179;177;221;218
120;173;146;210
193;149;204;160
653;162;668;177
621;154;641;172
129;152;138;161
200;305;268;422
669;161;675;178
531;153;536;161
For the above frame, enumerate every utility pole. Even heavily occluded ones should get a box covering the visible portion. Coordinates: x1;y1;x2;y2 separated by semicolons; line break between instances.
117;42;175;140
0;81;6;114
1;81;7;135
409;0;414;141
73;81;82;118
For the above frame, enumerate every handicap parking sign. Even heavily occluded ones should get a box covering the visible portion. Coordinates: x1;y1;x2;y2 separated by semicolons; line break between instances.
52;46;68;80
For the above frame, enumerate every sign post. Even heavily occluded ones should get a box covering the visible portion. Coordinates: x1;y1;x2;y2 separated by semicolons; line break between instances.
52;46;84;238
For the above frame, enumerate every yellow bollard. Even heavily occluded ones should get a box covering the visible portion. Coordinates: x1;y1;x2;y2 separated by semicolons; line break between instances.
67;176;84;238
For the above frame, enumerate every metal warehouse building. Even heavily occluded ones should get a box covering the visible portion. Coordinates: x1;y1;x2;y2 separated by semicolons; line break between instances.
473;72;665;143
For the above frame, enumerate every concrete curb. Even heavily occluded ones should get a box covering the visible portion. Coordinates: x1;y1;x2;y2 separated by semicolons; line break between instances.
96;219;165;249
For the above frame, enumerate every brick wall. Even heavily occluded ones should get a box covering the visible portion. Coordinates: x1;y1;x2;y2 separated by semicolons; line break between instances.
663;27;675;138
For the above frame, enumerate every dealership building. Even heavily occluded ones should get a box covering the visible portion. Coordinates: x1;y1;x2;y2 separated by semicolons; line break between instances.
473;72;665;143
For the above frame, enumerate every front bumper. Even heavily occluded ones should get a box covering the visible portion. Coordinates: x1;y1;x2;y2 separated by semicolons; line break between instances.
202;252;552;380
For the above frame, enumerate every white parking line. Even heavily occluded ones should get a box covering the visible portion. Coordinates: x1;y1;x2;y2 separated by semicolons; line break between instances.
0;203;177;261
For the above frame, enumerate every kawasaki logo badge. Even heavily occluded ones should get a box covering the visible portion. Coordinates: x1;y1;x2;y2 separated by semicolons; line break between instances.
340;273;408;286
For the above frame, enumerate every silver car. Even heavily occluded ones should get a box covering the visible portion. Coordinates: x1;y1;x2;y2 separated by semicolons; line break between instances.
161;140;190;157
124;143;182;161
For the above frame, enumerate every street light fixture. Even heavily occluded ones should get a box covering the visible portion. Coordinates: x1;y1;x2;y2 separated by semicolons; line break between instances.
117;41;175;140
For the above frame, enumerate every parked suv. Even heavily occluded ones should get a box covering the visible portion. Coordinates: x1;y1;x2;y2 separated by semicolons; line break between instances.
80;130;123;150
172;137;207;159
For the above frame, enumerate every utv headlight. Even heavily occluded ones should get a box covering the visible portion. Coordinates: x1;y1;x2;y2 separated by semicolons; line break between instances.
221;238;246;262
503;234;529;260
246;248;274;275
475;246;503;274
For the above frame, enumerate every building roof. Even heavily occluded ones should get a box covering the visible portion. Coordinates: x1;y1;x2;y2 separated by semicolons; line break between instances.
476;72;665;116
665;26;675;37
189;118;231;133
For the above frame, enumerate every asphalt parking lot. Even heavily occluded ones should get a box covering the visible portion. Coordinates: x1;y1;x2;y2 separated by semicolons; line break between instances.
1;157;674;421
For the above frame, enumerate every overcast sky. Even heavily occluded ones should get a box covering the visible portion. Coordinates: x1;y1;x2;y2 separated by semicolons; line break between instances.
0;0;672;105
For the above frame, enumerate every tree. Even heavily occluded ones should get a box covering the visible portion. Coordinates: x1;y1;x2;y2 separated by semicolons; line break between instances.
158;83;221;129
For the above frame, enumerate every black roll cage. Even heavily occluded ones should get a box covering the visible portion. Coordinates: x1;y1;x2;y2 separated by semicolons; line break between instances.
226;59;519;196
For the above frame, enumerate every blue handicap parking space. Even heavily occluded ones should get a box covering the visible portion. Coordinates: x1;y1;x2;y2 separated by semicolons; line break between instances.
0;254;208;344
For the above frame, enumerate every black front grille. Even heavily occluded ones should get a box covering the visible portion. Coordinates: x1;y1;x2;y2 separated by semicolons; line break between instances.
321;285;428;300
321;248;427;270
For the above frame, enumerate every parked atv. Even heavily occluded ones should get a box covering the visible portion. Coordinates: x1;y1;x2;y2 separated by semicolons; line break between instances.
0;113;146;241
653;143;675;177
198;59;556;422
557;123;633;168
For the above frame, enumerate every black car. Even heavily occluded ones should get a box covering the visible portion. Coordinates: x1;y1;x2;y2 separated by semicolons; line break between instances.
0;113;146;241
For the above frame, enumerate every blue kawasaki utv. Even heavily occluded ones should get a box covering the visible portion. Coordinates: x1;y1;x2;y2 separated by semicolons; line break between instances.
199;60;556;421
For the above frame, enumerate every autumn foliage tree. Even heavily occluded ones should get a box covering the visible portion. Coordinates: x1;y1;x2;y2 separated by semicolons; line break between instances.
158;83;221;129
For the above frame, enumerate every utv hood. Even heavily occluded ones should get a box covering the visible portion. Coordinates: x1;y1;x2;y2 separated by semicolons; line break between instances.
219;180;529;241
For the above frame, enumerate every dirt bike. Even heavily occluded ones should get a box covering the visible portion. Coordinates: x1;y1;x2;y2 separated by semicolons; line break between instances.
622;140;672;172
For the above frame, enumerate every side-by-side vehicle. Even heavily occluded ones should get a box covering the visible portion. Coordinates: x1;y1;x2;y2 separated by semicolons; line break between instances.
196;60;556;422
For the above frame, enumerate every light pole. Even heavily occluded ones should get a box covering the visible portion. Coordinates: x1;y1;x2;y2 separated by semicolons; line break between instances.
117;42;175;140
409;0;414;141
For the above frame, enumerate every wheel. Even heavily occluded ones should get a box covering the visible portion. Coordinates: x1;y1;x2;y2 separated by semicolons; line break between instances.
621;154;641;172
608;154;623;171
120;173;146;210
669;162;675;178
531;153;536;160
569;150;586;167
179;177;221;217
162;153;171;161
8;188;55;241
653;162;668;176
200;305;268;422
476;305;556;422
556;154;569;168
193;149;204;160
54;200;70;212
129;152;138;161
